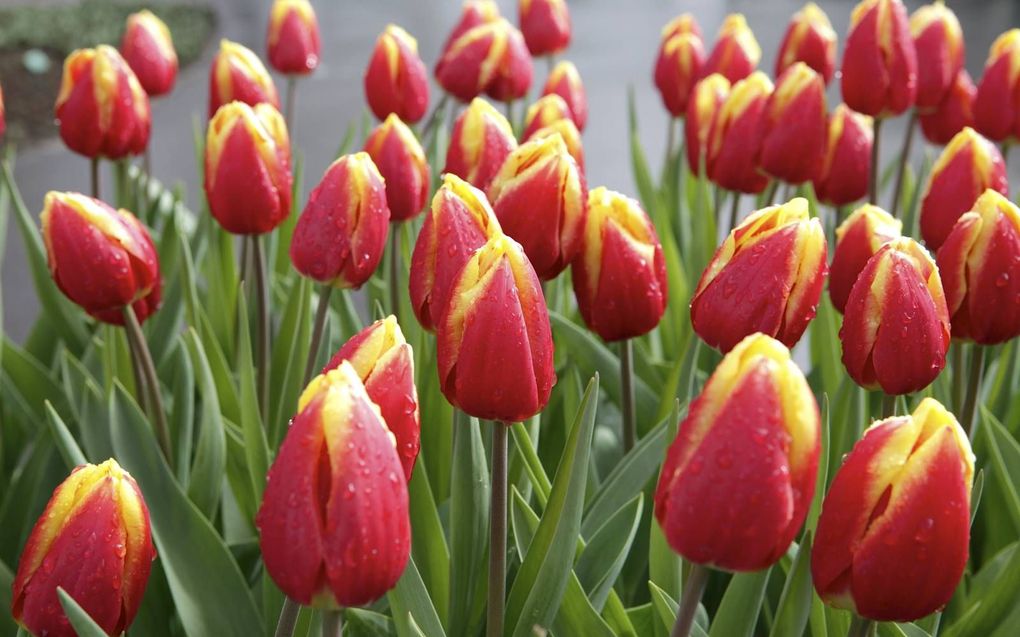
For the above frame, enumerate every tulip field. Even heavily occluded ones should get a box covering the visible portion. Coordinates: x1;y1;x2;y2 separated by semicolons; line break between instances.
4;0;1020;636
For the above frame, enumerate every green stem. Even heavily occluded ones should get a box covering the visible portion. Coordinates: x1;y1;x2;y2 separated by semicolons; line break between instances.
420;93;450;149
253;235;271;423
1003;142;1011;169
870;118;883;204
126;331;150;414
389;223;402;319
488;422;509;637
881;392;897;419
123;305;173;464
847;614;874;637
764;180;780;206
890;110;917;217
670;563;710;637
962;345;986;439
321;609;343;637
951;341;966;412
505;100;516;137
620;339;636;453
729;193;741;233
303;285;334;385
274;598;301;637
664;118;677;172
90;157;100;199
285;76;297;133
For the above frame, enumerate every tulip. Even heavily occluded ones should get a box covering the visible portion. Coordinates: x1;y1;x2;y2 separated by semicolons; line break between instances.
759;62;827;184
691;198;827;352
684;73;730;174
910;2;964;111
840;237;950;394
55;45;150;160
409;174;502;332
542;60;587;131
775;3;837;85
572;187;667;341
436;233;555;422
257;362;410;607
937;189;1020;344
266;0;320;75
919;69;975;146
525;117;585;172
654;20;705;118
706;71;772;194
829;204;902;314
973;29;1020;143
208;40;279;118
521;93;572;140
812;398;974;622
363;114;430;222
703;14;761;84
440;0;501;57
290;153;390;288
655;333;820;571
919;126;1008;250
120;10;178;97
436;18;533;103
813;104;873;207
444;97;517;191
364;25;430;124
519;0;571;57
488;133;587;280
11;460;155;637
324;316;420;479
205;101;292;235
840;0;917;118
660;13;702;41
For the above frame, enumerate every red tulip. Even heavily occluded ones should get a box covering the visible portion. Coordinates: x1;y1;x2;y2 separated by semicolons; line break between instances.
444;97;517;191
660;13;701;41
654;16;705;118
703;14;761;84
919;69;975;145
363;114;430;222
973;29;1020;143
522;93;572;140
706;71;772;194
208;39;279;118
775;3;837;85
364;25;430;124
267;0;320;75
120;10;178;97
759;62;827;184
439;0;501;57
525;117;585;172
840;0;917;117
813;104;873;207
542;60;587;130
685;73;730;175
829;204;902;314
436;18;533;103
910;2;964;111
518;0;571;57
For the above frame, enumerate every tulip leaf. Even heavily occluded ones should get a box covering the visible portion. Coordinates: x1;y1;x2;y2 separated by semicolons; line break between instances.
769;535;814;637
2;336;71;418
648;581;678;629
387;555;446;637
981;407;1020;532
169;342;196;486
183;328;227;519
707;567;772;637
43;400;86;468
647;400;684;601
407;460;450;629
510;421;552;508
806;395;831;533
235;291;271;506
268;276;312;447
0;558;16;636
576;493;643;609
345;608;396;637
57;587;108;637
447;411;489;637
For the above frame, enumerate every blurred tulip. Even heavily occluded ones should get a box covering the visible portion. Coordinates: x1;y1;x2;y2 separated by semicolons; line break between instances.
208;39;279;118
841;0;917;117
661;13;702;41
812;398;973;621
813;104;873;207
364;25;430;123
519;0;571;57
840;237;950;394
525;116;585;172
120;10;178;97
775;3;837;85
55;45;150;159
572;187;667;341
919;69;975;145
363;114;430;221
436;18;533;103
522;93;571;139
205;101;292;235
706;71;772;194
919;126;1008;250
829;204;902;314
973;29;1020;143
703;14;761;84
12;460;154;637
654;20;705;118
685;73;730;174
910;2;964;111
542;60;587;130
267;0;320;75
440;0;501;56
759;62;827;184
655;333;820;571
257;362;410;608
444;97;517;191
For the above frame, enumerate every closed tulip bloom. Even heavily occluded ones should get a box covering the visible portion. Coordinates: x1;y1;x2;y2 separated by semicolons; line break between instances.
691;198;827;352
937;190;1020;344
409;174;502;331
829;205;902;314
120;10;178;97
267;0;320;75
55;45;150;159
840;237;950;394
572;187;667;341
759;62;827;184
488;134;587;280
41;191;161;325
812;398;973;622
519;0;571;57
525;116;585;172
655;333;820;572
776;3;837;85
813;105;873;207
919;127;1008;250
205;101;292;235
910;2;964;111
919;69;975;145
364;25;430;124
436;18;533;103
685;73;730;174
542;60;587;130
654;25;706;118
440;0;501;57
973;29;1020;143
290;153;390;288
208;40;279;118
12;460;155;637
706;71;772;194
437;233;555;421
257;362;410;608
703;14;761;84
522;93;572;140
363;114;430;222
324;316;420;479
661;13;702;41
841;0;917;117
444;97;517;191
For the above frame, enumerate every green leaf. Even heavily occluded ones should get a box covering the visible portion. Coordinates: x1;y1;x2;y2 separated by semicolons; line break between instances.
407;461;450;630
510;421;552;508
183;329;227;519
3;336;71;418
981;407;1020;532
387;556;447;637
43;401;86;468
649;581;678;631
576;494;643;609
235;292;271;506
57;588;108;637
447;412;489;637
707;568;772;637
806;395;831;533
769;536;814;637
268;276;312;446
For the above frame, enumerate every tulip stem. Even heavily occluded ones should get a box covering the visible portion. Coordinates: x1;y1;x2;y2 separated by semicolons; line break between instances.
420;94;450;148
126;333;150;415
274;598;301;637
321;609;343;637
870;118;883;204
123;305;173;465
389;222;402;319
962;345;986;438
506;100;517;136
671;563;709;637
285;76;297;133
90;157;100;199
729;193;741;233
253;235;271;423
620;339;636;453
951;342;966;412
847;614;874;637
488;422;509;637
763;180;779;206
1002;142;1011;169
881;392;897;419
303;285;334;385
664;117;677;172
889;110;917;218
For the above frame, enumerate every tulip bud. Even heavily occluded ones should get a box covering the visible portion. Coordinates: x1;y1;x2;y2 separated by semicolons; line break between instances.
257;362;410;608
519;0;571;57
205;101;292;235
684;73;730;175
55;45;150;160
12;460;155;637
324;316;420;479
691;198;827;352
910;2;964;111
813;104;873;207
759;62;827;184
703;14;761;84
840;237;950;394
973;29;1020;143
436;18;533;103
363;114;430;222
919;69;975;146
812;398;973;622
572;187;667;341
364;25;430;124
919;127;1008;250
437;234;555;421
409;174;502;332
655;333;820;571
120;10;178;97
937;189;1020;344
654;22;706;118
829;205;902;314
776;3;837;85
440;0;501;56
522;93;571;140
841;0;918;117
542;60;587;131
525;117;585;172
290;153;390;289
41;191;161;325
488;134;587;280
208;40;279;118
267;0;320;75
706;71;772;194
444;97;517;191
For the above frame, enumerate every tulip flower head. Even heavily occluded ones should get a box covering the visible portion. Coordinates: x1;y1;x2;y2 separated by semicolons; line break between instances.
973;29;1020;143
55;45;150;159
841;0;918;117
919;69;975;145
829;204;902;314
685;73;730;175
519;0;571;57
522;93;572;141
364;25;430;123
436;18;533;103
120;10;178;97
813;104;874;207
208;39;279;118
759;62;827;184
542;60;588;130
444;97;517;191
12;460;155;637
706;71;773;194
655;333;820;572
910;2;964;111
775;3;837;85
440;0;502;56
654;16;706;118
267;0;320;75
257;362;411;608
703;14;761;84
525;116;585;172
812;398;974;621
363;114;430;222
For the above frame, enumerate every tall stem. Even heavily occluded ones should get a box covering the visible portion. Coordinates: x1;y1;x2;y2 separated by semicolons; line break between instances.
881;392;897;419
488;422;509;637
321;609;343;637
951;342;966;412
670;563;710;637
962;345;986;438
620;339;636;453
1003;142;1011;169
505;100;516;136
90;157;100;199
764;180;780;206
890;111;917;217
253;235;271;422
285;76;297;133
274;598;301;637
870;118;883;204
126;333;150;414
847;615;874;637
123;305;173;464
729;193;741;233
420;94;450;148
389;223;402;318
664;118;677;170
303;285;334;385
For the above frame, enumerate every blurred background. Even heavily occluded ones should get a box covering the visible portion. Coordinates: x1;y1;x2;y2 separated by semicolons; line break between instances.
2;0;1019;340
